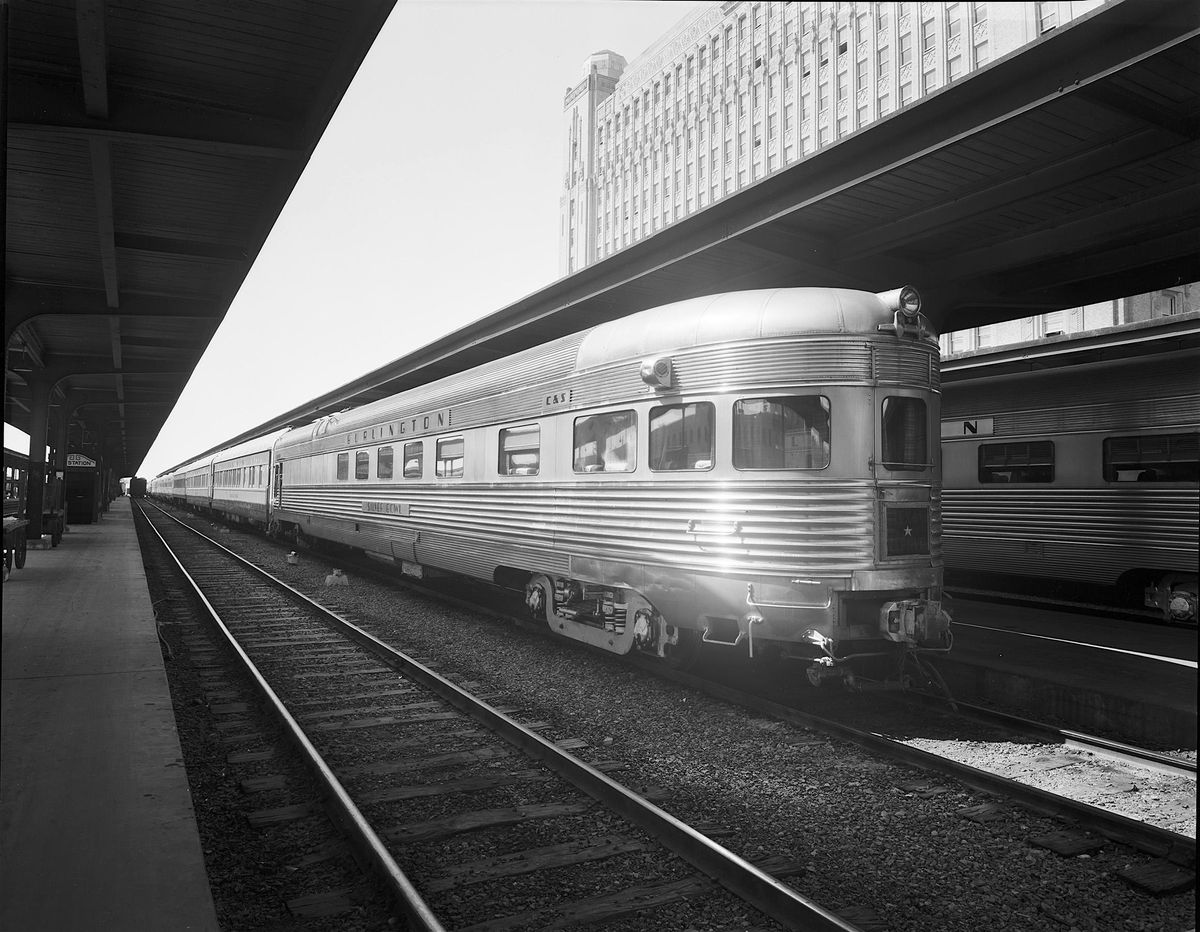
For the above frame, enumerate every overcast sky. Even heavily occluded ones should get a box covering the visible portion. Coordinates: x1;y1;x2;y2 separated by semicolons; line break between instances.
4;0;708;475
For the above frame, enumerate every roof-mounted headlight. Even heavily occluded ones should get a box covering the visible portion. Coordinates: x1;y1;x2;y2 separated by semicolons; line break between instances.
877;285;922;321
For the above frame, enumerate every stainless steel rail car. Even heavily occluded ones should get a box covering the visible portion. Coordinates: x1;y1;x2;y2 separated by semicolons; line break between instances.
941;332;1199;624
209;430;288;527
268;286;951;682
174;454;216;510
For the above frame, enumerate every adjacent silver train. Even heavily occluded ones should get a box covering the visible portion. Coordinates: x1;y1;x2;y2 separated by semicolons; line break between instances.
151;286;953;683
940;324;1199;624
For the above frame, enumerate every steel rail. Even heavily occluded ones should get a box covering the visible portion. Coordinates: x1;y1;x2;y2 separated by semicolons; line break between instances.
140;501;863;932
256;525;1197;864
900;691;1196;779
655;665;1196;865
137;502;447;932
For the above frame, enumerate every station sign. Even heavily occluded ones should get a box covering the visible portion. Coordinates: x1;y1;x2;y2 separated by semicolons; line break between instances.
940;417;994;439
66;453;97;468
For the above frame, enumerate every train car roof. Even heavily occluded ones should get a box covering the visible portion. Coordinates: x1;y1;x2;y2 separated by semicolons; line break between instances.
210;428;293;464
176;453;217;474
272;286;925;449
576;287;918;370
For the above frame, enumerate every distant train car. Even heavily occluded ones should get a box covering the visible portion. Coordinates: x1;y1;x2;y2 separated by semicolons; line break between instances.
260;286;951;682
210;430;290;527
129;477;147;498
174;454;215;511
152;473;174;499
941;322;1199;624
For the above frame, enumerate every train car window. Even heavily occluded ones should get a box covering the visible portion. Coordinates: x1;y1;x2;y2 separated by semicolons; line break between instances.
1104;433;1200;483
355;451;370;480
436;438;465;478
403;441;423;479
650;402;715;470
377;446;394;480
881;397;929;471
978;441;1054;483
734;396;830;469
499;425;540;476
573;411;637;473
336;452;349;481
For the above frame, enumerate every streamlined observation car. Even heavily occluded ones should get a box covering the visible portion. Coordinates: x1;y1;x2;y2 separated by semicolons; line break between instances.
269;286;951;681
941;329;1199;623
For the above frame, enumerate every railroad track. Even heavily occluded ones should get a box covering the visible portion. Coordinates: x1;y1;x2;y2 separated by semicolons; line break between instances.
897;691;1196;780
326;535;1197;856
137;500;862;931
647;665;1195;867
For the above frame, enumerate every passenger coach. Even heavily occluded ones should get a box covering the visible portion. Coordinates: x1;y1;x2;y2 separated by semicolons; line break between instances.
265;286;951;683
941;325;1199;624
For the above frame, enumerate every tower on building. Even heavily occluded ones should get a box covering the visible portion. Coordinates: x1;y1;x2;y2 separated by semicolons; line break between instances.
560;51;626;276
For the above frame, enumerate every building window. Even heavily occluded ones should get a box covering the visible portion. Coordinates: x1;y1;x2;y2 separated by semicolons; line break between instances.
734;396;831;470
899;34;912;68
978;442;1055;484
921;17;937;52
1103;434;1199;483
436;437;464;478
1037;2;1058;33
377;446;393;480
573;410;636;473
946;3;962;40
499;425;540;476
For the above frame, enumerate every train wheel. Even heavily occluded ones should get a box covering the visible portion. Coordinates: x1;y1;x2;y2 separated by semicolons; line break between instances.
525;576;554;626
15;532;27;569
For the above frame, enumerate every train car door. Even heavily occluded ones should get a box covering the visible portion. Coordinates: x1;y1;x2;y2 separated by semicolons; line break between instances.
272;462;283;508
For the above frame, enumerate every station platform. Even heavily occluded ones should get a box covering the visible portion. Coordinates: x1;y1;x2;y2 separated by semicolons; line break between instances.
1;497;219;931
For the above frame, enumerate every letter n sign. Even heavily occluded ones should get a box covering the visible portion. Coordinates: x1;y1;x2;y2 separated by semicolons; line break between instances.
940;417;994;439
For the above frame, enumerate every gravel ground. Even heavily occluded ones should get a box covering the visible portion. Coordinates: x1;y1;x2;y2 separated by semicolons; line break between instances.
149;508;1196;932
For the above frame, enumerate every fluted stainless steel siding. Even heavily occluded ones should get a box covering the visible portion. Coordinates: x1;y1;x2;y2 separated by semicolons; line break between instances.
279;479;940;580
942;488;1198;584
945;395;1196;438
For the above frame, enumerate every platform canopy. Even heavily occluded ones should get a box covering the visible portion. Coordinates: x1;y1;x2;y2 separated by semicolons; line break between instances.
3;0;396;476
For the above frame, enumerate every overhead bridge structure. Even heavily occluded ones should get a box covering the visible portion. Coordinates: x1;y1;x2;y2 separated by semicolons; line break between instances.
4;0;1198;490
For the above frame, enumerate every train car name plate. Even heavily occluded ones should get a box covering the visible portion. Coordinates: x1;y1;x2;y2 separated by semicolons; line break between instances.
362;501;410;517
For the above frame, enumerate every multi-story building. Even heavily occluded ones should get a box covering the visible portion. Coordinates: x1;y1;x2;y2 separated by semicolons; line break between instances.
560;1;1102;275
